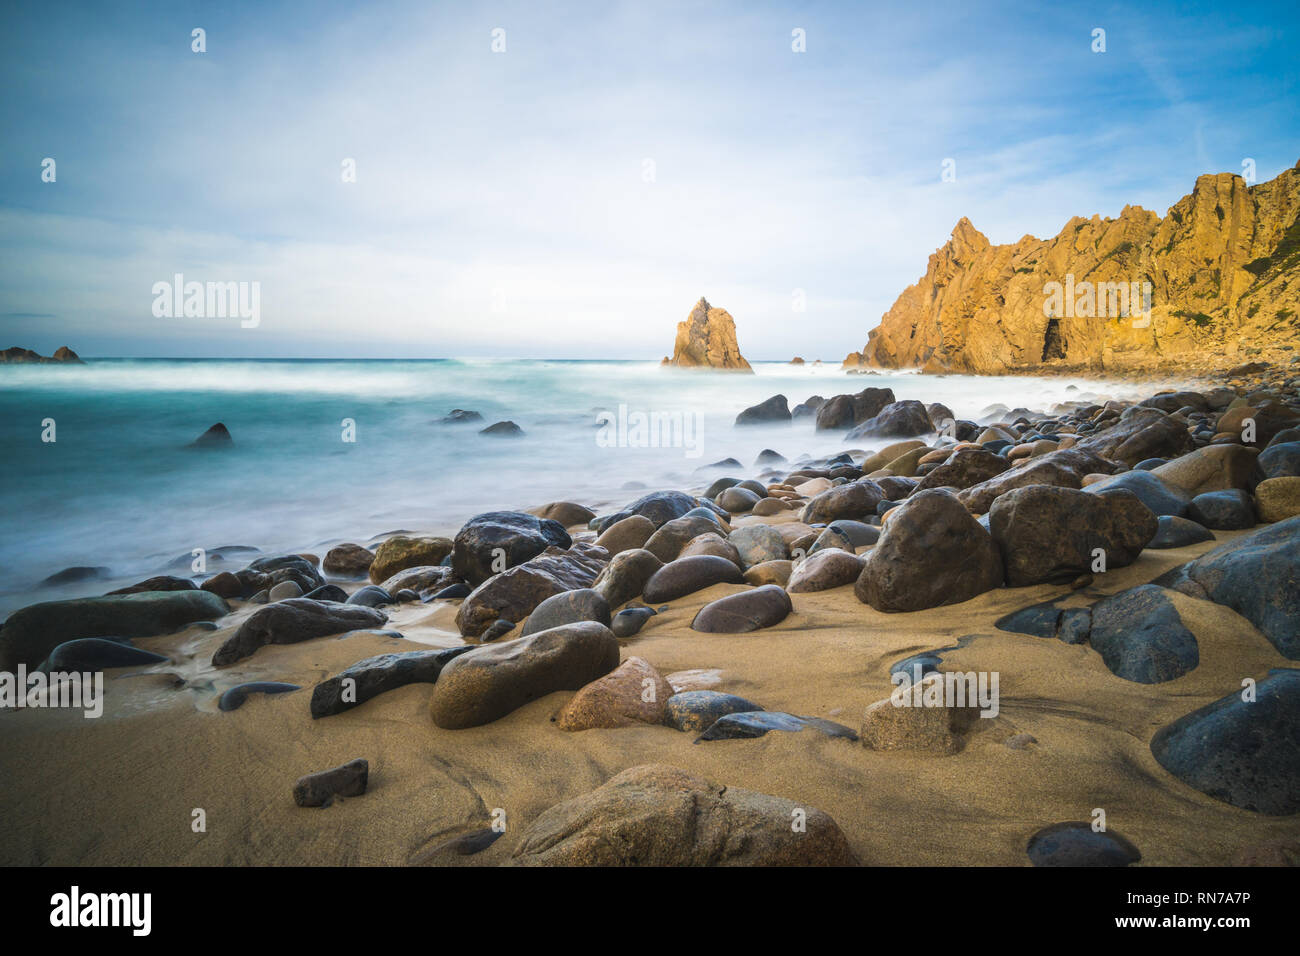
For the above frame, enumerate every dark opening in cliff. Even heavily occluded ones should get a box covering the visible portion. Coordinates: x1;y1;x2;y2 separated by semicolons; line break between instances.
1042;318;1066;361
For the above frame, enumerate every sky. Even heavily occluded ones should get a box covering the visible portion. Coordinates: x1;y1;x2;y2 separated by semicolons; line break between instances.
1;0;1297;359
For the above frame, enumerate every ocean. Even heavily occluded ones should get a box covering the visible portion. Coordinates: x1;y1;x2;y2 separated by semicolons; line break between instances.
0;358;1163;614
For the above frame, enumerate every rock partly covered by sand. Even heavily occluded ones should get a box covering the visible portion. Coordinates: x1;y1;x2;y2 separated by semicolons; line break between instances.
663;297;753;371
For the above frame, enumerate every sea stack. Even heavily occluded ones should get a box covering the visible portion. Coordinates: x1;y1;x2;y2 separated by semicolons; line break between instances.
664;297;753;371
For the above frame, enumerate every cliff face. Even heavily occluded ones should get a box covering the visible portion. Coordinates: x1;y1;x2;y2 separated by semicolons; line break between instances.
857;160;1300;375
665;297;753;371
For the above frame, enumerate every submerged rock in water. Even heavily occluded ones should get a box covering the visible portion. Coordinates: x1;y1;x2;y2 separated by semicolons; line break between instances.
188;422;233;449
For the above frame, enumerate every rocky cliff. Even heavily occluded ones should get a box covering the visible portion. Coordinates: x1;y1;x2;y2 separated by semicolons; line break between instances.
663;298;753;371
852;159;1300;375
1;346;84;364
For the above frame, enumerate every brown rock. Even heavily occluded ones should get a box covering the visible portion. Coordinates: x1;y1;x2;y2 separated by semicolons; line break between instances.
665;297;753;371
594;514;656;555
368;535;453;585
323;543;375;578
455;544;608;638
555;656;672;730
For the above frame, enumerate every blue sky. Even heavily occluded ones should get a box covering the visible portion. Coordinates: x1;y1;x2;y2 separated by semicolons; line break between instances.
1;0;1297;359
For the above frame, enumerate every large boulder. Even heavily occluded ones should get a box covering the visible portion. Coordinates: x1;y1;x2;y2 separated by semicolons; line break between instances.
855;489;1002;612
913;447;1009;492
451;512;571;586
593;514;656;555
1151;445;1262;496
520;588;611;637
1154;516;1300;658
735;394;790;425
1088;585;1200;684
664;297;753;371
323;543;375;578
368;535;453;584
212;599;386;666
455;543;607;638
727;524;789;569
1075;406;1192;466
989;486;1157;586
1259;442;1300;479
1082;470;1190;518
429;621;620;729
957;447;1117;514
800;479;886;524
815;388;895;431
691;585;793;633
509;764;858;865
595;491;700;532
642;555;745;603
555;656;673;730
592;549;664;608
0;591;229;672
845;400;933;439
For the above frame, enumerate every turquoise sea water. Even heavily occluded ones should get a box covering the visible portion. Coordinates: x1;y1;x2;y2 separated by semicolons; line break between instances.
0;358;1160;614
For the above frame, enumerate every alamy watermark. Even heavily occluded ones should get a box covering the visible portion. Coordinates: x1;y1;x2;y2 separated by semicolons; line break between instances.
1043;274;1152;329
1;666;104;718
595;404;704;459
152;274;260;328
890;666;999;718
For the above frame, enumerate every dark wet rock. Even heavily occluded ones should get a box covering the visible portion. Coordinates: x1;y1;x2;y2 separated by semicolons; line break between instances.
201;571;244;599
787;549;864;592
990;486;1157;586
727;524;789;569
241;555;325;595
521;588;611;637
268;581;303;601
1140;390;1210;414
1057;607;1092;644
1187;489;1256;530
302;584;349;602
451;511;572;587
716;486;761;513
394;589;419;603
293;758;368;808
1026;822;1141;867
642;555;744;603
1089;585;1199;683
856;489;1003;612
1259;442;1300;479
663;690;764;733
1150;444;1263;496
509;764;858;866
1154;517;1300;658
430;582;472;600
439;408;483;425
1075;406;1191;466
482;618;516;641
531;501;597;527
104;574;195;595
218;681;301;711
809;525;854;554
187;423;233;449
37;637;168;673
1151;668;1300;815
845;399;933;440
429;621;620;729
311;646;475;717
827;519;881;547
914;447;1010;493
612;606;656;637
376;565;452;598
800;479;886;524
0;590;229;672
815;387;895;431
595;490;699;532
479;420;524;437
322;543;374;577
645;515;725;562
368;535;453;585
593;548;663;609
346;585;394;608
212;599;386;666
755;449;787;465
691;585;792;633
1133;457;1169;471
696;711;858;742
957;447;1118;513
1148;515;1215;549
1083;470;1191;518
735;394;791;425
703;477;741;499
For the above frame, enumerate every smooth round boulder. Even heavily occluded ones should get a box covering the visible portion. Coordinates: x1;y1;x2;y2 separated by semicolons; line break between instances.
1148;515;1215;549
787;549;864;593
369;535;454;585
451;513;570;587
642;555;745;603
323;543;375;578
593;514;656;555
1186;489;1255;530
691;585;792;633
520;588;611;637
727;524;789;569
592;549;663;608
1256;477;1300;522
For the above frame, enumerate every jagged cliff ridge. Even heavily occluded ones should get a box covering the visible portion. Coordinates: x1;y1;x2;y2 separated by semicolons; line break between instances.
849;159;1300;375
1;346;83;364
663;297;753;371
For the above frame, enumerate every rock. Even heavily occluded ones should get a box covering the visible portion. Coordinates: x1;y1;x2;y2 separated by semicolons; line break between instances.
1256;476;1300;522
1259;442;1300;479
303;584;349;602
37;638;168;672
431;582;471;600
211;599;386;666
612;606;655;637
742;560;793;586
913;447;1009;492
555;656;673;730
826;519;880;547
376;565;451;598
663;691;764;733
345;585;393;608
678;532;742;566
268;581;303;601
368;535;454;585
859;675;979;754
845;400;933;439
521;588;611;636
509;764;857;865
592;549;663;609
439;408;483;424
691;585;792;633
451;511;572;586
810;526;854;553
1026;823;1141;867
735;394;791;425
695;711;857;742
187;423;233;449
594;514;656;555
716;486;761;513
482;619;516;641
755;448;787;465
664;297;753;371
479;420;524;437
240;554;324;595
861;440;927;472
644;515;725;562
787;549;864;592
0;591;229;672
957;447;1117;513
201;571;243;599
815;388;895;430
727;524;789;569
104;574;197;596
1151;668;1300;814
531;501;597;527
429;621;620;729
989;486;1157;586
1154;517;1300;658
595;490;699;531
1082;469;1191;517
642;555;744;603
1149;515;1215;549
856;489;1003;612
323;543;375;577
1076;406;1193;466
218;681;300;711
293;758;369;808
1088;585;1200;683
310;646;475;717
455;543;607;638
1150;444;1261;495
1187;489;1255;529
800;479;886;524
